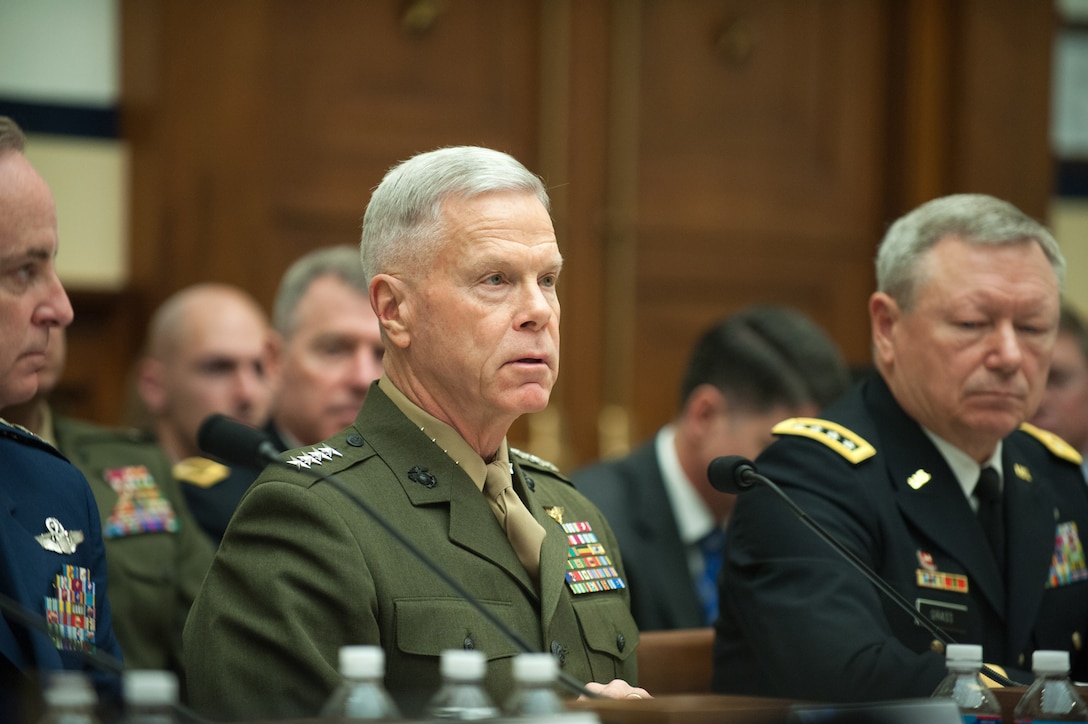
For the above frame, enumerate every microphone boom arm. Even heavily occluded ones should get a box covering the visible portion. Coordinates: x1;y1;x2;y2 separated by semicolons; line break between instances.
737;465;1016;688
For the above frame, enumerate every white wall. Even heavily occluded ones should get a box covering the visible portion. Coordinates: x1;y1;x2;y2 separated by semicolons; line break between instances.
0;0;126;290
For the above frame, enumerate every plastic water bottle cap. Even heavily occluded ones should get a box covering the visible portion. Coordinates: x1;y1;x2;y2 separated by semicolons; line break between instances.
1032;649;1071;674
513;652;558;683
944;643;983;668
340;645;386;678
440;649;487;680
43;671;97;707
124;669;179;705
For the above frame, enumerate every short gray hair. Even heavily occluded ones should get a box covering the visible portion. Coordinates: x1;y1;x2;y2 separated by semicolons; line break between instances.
876;193;1065;310
272;245;368;336
360;146;549;282
0;116;27;154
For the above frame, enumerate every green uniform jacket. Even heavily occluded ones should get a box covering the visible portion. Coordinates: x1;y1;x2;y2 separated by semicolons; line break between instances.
184;384;639;720
53;416;215;679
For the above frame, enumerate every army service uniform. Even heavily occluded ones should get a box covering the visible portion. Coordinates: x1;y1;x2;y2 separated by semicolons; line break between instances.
184;382;639;720
713;375;1088;702
52;415;215;675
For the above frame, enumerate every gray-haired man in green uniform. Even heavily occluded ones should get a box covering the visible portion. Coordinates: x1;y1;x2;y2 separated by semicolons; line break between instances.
184;146;648;718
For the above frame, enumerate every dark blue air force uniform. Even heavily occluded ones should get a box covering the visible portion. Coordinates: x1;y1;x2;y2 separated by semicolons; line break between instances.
0;420;123;719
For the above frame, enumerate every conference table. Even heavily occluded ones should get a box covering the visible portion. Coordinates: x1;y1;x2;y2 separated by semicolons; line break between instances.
565;686;1049;724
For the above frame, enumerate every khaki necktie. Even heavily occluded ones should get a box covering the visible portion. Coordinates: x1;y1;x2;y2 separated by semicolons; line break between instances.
483;459;546;580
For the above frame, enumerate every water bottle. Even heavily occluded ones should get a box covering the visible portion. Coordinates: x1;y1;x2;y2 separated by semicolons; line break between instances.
1013;650;1088;723
504;653;566;717
426;649;500;720
321;645;401;721
931;643;1002;723
36;671;101;724
121;670;179;724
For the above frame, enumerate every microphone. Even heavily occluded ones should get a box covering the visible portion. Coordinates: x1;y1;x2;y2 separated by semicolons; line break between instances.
707;455;1019;688
197;413;281;469
707;455;760;494
197;414;598;699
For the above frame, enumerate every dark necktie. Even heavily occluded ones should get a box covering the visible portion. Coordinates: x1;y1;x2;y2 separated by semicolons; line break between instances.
696;527;727;626
975;466;1005;570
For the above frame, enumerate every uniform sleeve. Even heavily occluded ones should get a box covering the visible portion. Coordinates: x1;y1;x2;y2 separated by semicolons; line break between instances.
714;437;946;701
183;479;378;720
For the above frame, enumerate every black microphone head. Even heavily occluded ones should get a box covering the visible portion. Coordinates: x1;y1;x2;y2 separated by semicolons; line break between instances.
197;414;278;469
707;455;758;495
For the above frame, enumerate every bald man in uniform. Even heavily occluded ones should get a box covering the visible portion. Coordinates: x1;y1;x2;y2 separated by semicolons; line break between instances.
136;283;274;543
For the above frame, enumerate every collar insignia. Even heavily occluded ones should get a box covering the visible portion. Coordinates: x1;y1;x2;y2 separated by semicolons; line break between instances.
907;469;931;490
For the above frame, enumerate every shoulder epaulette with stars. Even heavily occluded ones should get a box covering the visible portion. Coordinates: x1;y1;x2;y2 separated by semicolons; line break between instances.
510;447;562;475
771;417;876;464
1019;422;1083;465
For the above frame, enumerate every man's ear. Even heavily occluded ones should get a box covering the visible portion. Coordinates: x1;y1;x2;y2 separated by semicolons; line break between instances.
262;330;284;391
870;291;899;368
371;274;411;349
683;384;728;433
136;358;167;415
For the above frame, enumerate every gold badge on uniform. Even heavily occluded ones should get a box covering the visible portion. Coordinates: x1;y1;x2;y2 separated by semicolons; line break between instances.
907;469;931;490
173;457;229;488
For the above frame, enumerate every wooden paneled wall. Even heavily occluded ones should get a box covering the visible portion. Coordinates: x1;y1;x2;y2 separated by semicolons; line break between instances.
72;0;1055;467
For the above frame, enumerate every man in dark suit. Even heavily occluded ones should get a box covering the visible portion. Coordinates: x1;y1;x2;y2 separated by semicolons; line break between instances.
573;306;849;630
184;146;648;719
714;194;1088;701
0;115;123;719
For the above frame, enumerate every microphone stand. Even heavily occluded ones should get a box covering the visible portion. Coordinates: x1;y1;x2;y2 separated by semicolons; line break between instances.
729;462;1018;688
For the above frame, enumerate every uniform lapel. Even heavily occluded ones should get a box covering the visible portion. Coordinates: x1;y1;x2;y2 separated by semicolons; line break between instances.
512;460;563;631
362;388;537;597
868;380;1006;616
1003;446;1058;656
447;466;537;596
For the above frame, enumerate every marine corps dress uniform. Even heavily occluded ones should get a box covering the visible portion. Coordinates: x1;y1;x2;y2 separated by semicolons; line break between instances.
184;382;639;720
52;415;214;675
713;375;1088;702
